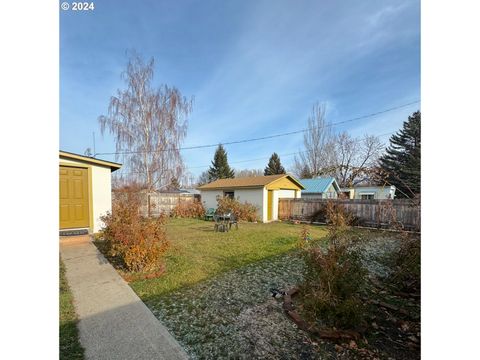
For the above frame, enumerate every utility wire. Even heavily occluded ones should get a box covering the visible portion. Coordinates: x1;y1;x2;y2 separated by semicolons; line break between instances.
185;131;395;170
95;100;419;156
114;131;395;176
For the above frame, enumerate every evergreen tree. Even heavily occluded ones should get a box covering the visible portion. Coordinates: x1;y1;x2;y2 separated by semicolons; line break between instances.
264;153;286;175
208;144;235;181
379;111;421;198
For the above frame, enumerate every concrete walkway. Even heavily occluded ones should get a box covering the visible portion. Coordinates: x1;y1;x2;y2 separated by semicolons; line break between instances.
60;236;189;360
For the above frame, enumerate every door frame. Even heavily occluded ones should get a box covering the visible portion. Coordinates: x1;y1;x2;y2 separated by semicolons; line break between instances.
59;162;94;232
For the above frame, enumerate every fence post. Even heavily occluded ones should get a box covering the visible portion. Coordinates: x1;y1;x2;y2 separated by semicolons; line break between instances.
147;193;151;218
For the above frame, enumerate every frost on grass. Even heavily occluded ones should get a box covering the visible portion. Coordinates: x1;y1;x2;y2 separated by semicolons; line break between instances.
147;234;405;359
353;234;403;279
148;252;329;359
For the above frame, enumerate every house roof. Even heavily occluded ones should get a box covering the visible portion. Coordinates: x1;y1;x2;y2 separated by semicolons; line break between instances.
181;188;201;195
157;189;189;194
300;177;340;193
60;150;122;171
340;185;396;191
354;185;396;189
197;174;304;190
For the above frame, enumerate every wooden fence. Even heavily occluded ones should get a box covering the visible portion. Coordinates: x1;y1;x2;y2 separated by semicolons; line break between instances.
141;192;200;216
278;198;421;231
113;191;200;217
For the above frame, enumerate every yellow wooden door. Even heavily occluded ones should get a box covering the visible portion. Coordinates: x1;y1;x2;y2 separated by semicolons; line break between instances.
267;190;273;221
59;166;90;229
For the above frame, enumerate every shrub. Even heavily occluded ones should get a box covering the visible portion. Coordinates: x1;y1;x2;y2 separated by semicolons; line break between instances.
171;199;205;218
300;201;367;329
310;202;361;226
298;225;311;249
100;189;169;272
386;237;420;293
302;243;367;329
377;200;420;293
310;205;328;223
216;196;258;222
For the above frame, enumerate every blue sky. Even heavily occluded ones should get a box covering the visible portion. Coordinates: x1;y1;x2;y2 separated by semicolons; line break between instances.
60;0;420;179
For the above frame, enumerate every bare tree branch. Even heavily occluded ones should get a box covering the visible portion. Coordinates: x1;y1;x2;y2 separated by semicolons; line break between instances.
292;103;384;186
99;51;193;191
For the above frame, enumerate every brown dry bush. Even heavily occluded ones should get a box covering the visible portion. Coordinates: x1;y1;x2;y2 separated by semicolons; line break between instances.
301;201;367;329
171;199;205;218
310;206;328;223
297;225;311;249
377;200;420;294
100;189;169;272
386;237;421;294
310;202;362;226
216;196;258;222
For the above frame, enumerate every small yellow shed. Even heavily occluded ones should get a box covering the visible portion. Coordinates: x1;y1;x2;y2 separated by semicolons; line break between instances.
59;151;122;233
198;174;304;222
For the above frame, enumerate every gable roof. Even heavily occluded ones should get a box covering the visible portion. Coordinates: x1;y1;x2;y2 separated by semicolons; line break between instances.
60;150;122;171
198;174;304;190
300;177;340;193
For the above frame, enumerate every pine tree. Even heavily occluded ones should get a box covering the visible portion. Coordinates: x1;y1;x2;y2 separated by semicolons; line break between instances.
264;153;286;175
208;144;235;181
379;111;421;198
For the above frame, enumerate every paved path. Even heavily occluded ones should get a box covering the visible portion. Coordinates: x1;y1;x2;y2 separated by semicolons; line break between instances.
60;236;189;360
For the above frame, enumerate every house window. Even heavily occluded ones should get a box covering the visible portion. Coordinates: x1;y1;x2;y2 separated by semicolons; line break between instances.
361;194;374;200
223;191;234;199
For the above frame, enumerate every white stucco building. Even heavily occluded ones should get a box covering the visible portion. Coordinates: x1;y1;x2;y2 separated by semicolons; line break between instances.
198;174;304;222
340;185;396;200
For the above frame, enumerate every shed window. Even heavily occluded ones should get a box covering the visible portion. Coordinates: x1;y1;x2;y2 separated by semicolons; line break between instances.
224;191;234;199
361;194;375;200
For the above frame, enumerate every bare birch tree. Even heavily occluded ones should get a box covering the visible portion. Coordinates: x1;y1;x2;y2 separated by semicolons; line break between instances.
330;133;384;187
292;102;383;185
180;171;196;188
99;52;193;191
293;102;336;177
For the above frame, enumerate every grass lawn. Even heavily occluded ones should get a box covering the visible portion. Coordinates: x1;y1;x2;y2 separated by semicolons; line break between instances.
149;251;328;359
96;217;419;359
129;218;328;298
143;225;419;359
60;259;85;360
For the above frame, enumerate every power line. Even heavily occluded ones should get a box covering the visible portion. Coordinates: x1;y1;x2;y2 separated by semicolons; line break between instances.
114;131;395;176
185;131;395;170
95;100;419;156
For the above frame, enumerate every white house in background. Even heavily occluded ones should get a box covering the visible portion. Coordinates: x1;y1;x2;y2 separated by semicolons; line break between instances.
197;174;304;222
300;177;341;199
59;150;122;233
340;185;396;200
